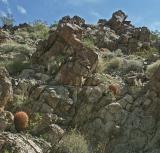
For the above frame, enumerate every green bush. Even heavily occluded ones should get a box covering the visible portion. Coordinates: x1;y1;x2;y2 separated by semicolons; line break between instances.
0;60;31;75
7;61;31;75
13;20;49;41
28;20;49;40
82;37;95;49
56;130;89;153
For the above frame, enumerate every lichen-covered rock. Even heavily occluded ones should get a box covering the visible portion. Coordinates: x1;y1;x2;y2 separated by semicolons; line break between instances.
0;67;13;112
0;132;51;153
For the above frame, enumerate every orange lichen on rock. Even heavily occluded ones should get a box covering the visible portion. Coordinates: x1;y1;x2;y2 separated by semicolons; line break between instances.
108;83;121;95
14;111;29;132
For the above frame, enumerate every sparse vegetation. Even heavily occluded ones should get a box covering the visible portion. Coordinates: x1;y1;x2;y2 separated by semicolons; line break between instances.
82;37;95;49
0;41;33;75
123;59;143;73
107;57;124;70
29;113;43;130
7;61;31;75
13;20;49;42
56;130;88;153
146;60;160;78
28;20;49;40
0;41;34;54
96;56;108;73
134;47;159;59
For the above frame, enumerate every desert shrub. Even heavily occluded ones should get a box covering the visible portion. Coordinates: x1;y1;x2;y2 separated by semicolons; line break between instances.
114;49;123;57
12;20;49;41
14;95;27;105
0;41;34;55
7;61;31;75
1;146;12;153
107;57;123;70
134;47;158;59
96;56;108;73
123;59;143;73
14;30;30;40
146;60;160;78
6;94;29;113
82;37;95;49
106;56;143;74
56;130;89;153
28;20;49;40
29;112;43;130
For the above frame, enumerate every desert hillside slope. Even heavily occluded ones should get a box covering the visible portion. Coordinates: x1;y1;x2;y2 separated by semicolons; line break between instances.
0;10;160;153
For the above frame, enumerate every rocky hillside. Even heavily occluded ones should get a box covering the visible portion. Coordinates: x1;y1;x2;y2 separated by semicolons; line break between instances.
0;10;160;153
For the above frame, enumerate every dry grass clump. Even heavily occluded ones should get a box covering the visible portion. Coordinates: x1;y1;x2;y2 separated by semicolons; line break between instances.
146;60;160;78
57;130;89;153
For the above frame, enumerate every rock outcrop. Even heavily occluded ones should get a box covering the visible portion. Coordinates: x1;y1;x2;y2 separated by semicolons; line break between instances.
32;17;98;86
0;132;51;153
0;10;160;153
0;67;13;112
93;10;151;53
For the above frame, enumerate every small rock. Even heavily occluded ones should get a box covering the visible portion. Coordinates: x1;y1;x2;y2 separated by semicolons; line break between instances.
106;102;122;113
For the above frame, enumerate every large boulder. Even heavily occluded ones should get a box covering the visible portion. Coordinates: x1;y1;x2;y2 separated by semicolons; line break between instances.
0;67;13;112
55;47;98;86
107;10;133;34
0;132;51;153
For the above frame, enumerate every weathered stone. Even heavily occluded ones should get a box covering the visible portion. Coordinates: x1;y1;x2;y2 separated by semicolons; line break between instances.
0;67;13;111
106;102;122;114
55;48;98;86
0;132;51;153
